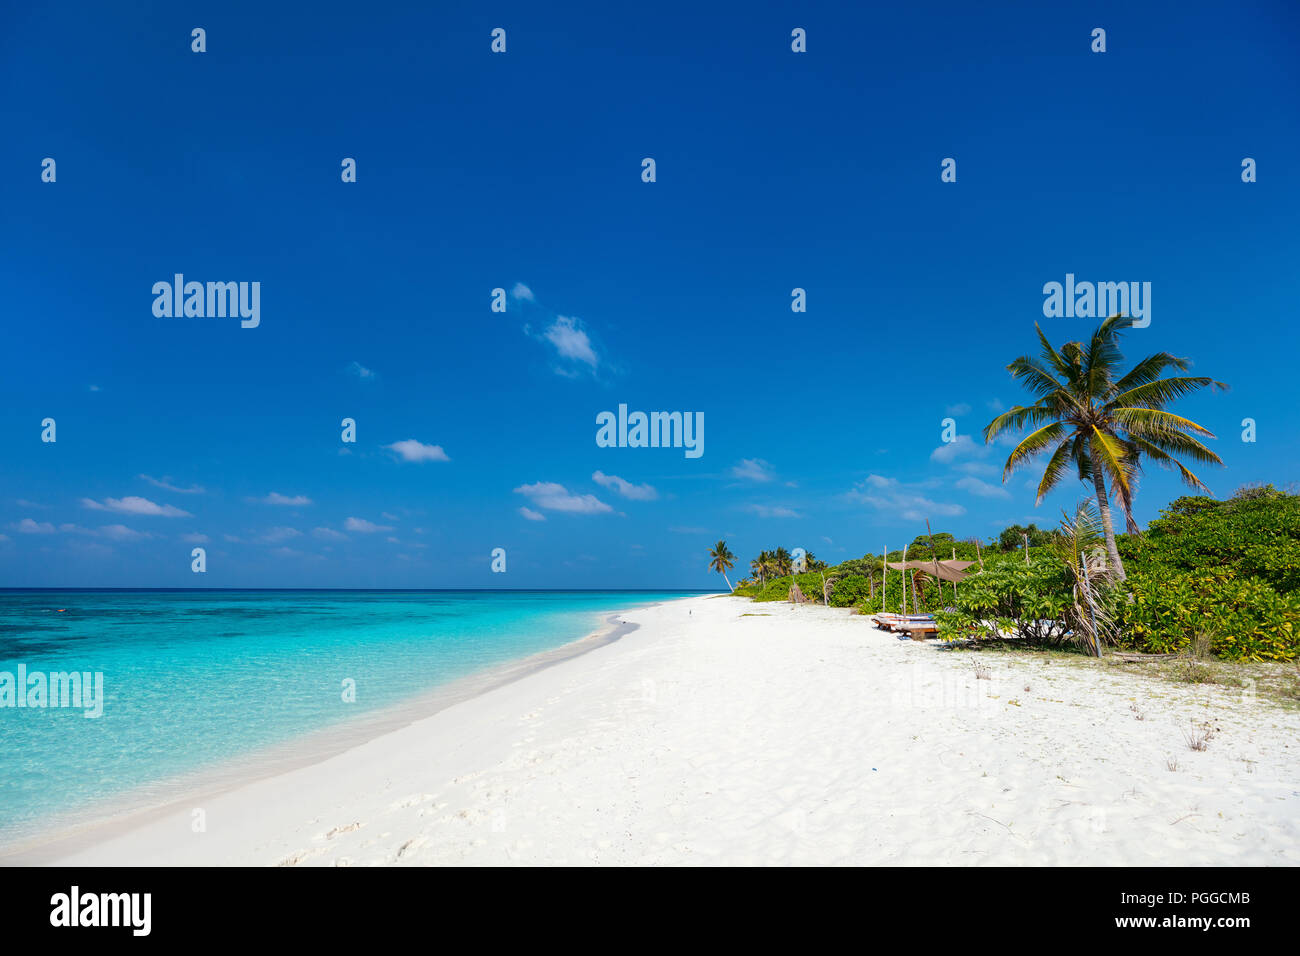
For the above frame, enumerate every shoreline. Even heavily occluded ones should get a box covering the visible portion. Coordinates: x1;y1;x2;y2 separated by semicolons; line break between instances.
0;601;657;864
9;593;1298;866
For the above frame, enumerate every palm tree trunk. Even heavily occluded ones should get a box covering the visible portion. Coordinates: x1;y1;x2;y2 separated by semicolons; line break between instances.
1089;461;1127;581
722;572;733;593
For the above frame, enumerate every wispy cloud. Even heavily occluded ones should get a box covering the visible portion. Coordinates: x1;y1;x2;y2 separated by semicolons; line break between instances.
81;496;191;517
543;316;598;370
345;517;393;533
945;402;972;416
98;524;152;541
745;504;802;519
929;434;991;465
384;439;450;463
313;527;348;540
730;458;776;482
260;526;302;543
955;476;1012;499
514;482;612;515
10;518;55;534
138;475;205;495
591;470;658;501
347;361;376;380
518;506;546;522
848;476;966;522
249;492;313;506
511;282;534;301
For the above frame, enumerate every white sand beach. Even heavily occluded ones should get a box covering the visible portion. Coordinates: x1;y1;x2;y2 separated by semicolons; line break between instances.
18;594;1300;866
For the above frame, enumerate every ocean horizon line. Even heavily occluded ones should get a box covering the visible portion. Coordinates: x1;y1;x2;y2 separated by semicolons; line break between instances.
0;587;722;594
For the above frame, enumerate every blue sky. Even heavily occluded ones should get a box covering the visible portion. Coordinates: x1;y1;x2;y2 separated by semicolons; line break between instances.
1;1;1297;588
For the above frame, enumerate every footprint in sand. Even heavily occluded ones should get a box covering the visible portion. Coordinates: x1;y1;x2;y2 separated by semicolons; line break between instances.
320;821;363;840
395;836;428;860
276;846;328;867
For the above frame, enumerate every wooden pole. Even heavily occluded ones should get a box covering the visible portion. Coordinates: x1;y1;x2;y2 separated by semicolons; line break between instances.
926;518;943;609
901;544;908;614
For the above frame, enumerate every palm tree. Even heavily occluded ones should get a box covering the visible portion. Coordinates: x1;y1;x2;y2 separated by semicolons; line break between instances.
750;553;767;588
708;540;737;592
773;546;792;577
984;316;1226;580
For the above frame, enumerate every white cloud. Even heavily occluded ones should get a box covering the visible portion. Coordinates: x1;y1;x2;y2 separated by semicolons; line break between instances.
848;479;966;522
384;439;450;463
955;461;999;476
511;282;534;301
929;435;989;465
98;524;151;541
591;470;658;501
260;527;302;543
81;496;191;517
11;518;55;534
181;533;209;544
345;517;394;533
386;536;399;544
955;476;1012;499
347;361;375;380
138;475;205;494
543;316;598;369
745;504;802;518
513;482;612;514
519;507;546;521
730;458;776;482
250;492;313;506
313;527;348;540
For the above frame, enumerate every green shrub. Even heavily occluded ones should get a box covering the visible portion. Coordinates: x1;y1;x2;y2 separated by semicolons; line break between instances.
1117;569;1300;661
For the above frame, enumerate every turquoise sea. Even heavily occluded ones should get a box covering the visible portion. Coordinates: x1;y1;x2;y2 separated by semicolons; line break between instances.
0;589;693;848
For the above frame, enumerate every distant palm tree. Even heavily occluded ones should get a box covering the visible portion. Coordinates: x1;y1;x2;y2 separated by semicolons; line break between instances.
773;546;792;577
709;540;737;592
750;554;767;588
985;316;1225;580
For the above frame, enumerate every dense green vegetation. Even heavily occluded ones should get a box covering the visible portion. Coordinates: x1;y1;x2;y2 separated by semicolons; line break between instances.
722;322;1296;661
725;485;1300;662
1112;486;1300;660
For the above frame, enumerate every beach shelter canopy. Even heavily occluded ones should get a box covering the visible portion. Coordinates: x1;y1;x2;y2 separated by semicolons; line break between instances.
885;559;976;583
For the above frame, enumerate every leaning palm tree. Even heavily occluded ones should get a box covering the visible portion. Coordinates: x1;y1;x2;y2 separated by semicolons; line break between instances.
708;540;737;592
1050;499;1117;657
985;316;1226;580
750;554;767;588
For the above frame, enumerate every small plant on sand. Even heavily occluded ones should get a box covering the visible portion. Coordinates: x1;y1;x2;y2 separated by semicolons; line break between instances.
1166;756;1180;772
1182;724;1210;752
973;662;992;680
